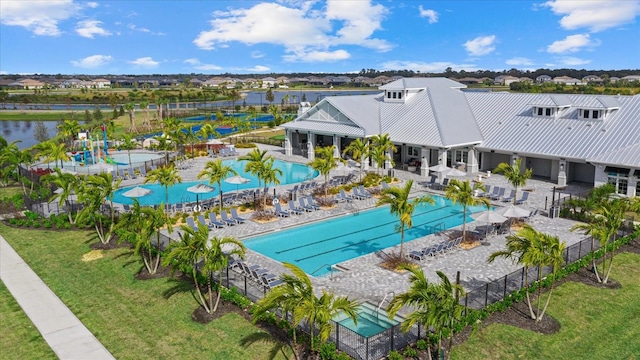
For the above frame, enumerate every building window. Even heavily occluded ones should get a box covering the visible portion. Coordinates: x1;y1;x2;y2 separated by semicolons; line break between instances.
583;110;590;118
607;171;629;195
538;107;543;116
398;92;402;99
407;146;419;157
387;92;391;99
636;178;640;194
592;110;599;119
545;108;552;116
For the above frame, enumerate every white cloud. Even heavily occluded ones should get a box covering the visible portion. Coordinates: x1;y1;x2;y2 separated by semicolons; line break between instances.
0;70;8;75
183;58;221;71
547;33;599;53
70;54;112;68
128;24;165;36
418;5;438;24
194;1;391;63
381;61;480;73
506;57;535;66
251;51;265;59
75;20;111;38
246;65;270;72
86;2;98;8
556;56;591;66
128;57;159;68
463;35;496;56
283;49;350;62
544;0;640;32
0;0;81;36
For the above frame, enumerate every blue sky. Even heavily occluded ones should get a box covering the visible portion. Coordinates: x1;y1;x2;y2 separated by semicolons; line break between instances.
1;0;639;75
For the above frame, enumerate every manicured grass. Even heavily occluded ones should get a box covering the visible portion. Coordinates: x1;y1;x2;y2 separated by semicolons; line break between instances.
0;111;76;122
0;282;56;360
452;252;640;360
0;224;288;360
0;186;24;198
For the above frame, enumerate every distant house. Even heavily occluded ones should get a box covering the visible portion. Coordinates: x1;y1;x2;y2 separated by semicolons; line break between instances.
582;75;603;84
261;77;277;88
494;75;520;85
553;76;582;85
536;75;553;84
621;75;640;82
9;79;45;89
92;78;111;88
203;77;225;87
456;77;482;85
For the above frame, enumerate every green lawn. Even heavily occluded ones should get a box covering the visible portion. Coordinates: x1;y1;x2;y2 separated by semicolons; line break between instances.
0;111;77;122
0;282;56;360
452;251;640;360
0;224;288;360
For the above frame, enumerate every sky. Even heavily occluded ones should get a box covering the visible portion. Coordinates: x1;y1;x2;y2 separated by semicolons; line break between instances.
1;0;639;75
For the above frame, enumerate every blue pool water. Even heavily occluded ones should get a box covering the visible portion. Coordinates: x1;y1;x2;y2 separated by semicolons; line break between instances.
334;303;400;337
113;159;317;205
245;196;485;276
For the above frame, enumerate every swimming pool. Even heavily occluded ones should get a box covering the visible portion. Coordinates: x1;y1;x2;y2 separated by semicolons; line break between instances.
245;196;485;276
112;159;317;205
334;302;400;337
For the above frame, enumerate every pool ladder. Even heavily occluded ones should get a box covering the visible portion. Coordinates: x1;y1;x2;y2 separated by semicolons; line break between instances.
374;291;395;321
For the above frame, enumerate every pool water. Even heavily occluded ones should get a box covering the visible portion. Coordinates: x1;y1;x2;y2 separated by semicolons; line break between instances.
334;303;400;337
113;159;317;205
245;196;485;276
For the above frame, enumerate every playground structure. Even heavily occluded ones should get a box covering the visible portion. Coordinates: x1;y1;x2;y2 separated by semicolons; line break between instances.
72;126;126;166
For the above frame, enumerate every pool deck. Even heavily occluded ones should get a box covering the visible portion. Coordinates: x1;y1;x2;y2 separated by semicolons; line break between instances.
140;143;592;308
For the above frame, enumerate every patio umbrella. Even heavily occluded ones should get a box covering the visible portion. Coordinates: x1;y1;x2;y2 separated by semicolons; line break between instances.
446;168;467;177
87;162;114;173
472;210;508;238
224;175;250;194
494;205;531;218
429;164;451;173
187;183;215;211
122;186;151;198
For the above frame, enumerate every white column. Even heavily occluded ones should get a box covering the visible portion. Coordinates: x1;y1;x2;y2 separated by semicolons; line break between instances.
628;169;637;197
467;148;478;174
384;150;392;170
420;147;430;177
557;159;567;187
307;132;314;160
438;149;447;167
333;135;340;158
284;130;293;156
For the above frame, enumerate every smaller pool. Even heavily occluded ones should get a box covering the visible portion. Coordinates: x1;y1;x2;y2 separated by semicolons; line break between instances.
334;303;400;337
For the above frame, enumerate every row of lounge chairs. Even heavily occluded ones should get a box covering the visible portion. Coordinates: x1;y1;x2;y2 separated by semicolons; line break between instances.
407;237;463;261
478;186;530;204
335;186;372;202
111;167;147;181
273;196;321;217
287;182;317;196
229;259;284;289
185;209;247;230
218;147;239;157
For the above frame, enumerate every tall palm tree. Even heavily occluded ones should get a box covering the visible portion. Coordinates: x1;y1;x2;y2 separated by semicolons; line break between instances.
198;123;221;141
198;159;237;214
119;134;138;168
308;145;345;197
125;102;137;133
370;133;397;171
387;268;465;360
56;119;80;148
260;157;283;206
444;179;490;242
78;172;121;244
493;158;533;205
42;168;82;225
240;148;268;189
252;263;359;354
144;165;182;214
342;138;369;182
376;180;435;260
139;100;152;131
164;224;245;314
182;125;200;158
46;142;69;169
488;225;565;321
116;200;169;274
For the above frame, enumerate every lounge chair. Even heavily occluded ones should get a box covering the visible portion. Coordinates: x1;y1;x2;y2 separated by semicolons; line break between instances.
196;214;212;229
299;198;314;212
273;202;290;217
219;210;237;226
186;216;199;231
306;196;320;210
140;167;147;177
123;204;131;212
359;185;372;198
477;185;491;197
421;176;437;188
490;187;506;200
408;246;437;261
208;213;226;228
230;208;247;223
260;273;284;288
381;181;390;190
515;191;530;205
339;189;354;202
351;188;365;200
433;178;449;191
484;186;500;198
118;168;126;180
501;190;515;202
128;168;137;180
288;201;303;215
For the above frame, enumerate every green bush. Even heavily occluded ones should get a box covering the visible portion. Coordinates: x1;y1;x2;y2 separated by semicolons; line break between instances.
416;339;428;350
235;143;257;149
403;347;418;358
387;350;403;360
319;342;336;360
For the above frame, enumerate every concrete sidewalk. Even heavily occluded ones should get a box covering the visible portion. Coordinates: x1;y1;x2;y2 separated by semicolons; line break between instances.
0;235;115;360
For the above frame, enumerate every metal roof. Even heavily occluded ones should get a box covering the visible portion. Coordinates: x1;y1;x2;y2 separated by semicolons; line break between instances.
379;77;466;90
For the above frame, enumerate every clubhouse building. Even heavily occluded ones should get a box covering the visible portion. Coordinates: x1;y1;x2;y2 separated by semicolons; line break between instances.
282;78;640;197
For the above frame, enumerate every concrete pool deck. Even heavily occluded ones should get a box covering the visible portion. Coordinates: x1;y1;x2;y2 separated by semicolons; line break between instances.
149;143;591;307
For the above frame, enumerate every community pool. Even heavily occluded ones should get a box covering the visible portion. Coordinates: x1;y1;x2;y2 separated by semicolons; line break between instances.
112;159;317;205
334;303;400;337
245;196;485;276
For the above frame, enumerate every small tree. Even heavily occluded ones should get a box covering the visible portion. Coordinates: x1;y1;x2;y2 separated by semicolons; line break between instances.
144;165;182;214
444;179;490;242
342;138;369;182
308;145;345;198
198;159;237;214
493;158;533;205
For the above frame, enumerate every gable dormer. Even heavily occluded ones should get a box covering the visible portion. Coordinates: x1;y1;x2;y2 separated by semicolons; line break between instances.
384;89;407;103
529;94;572;118
575;96;621;121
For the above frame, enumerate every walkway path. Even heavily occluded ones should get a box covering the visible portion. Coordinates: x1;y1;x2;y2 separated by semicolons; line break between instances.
0;235;115;360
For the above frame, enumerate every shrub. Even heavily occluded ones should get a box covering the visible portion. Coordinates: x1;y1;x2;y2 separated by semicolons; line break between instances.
403;347;418;358
416;339;428;350
387;350;403;360
319;342;337;360
235;142;257;149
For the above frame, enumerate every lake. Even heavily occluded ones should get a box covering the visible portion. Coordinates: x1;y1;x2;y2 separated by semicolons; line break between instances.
0;121;59;149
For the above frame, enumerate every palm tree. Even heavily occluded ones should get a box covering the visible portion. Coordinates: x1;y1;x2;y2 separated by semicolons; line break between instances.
125;102;137;133
140;100;152;131
115;200;169;274
342;138;369;182
78;172;121;244
119;134;138;168
0;140;23;186
370;133;396;171
369;146;387;176
376;180;435;260
493;158;533;205
260;157;283;206
240;147;268;188
144;165;182;214
198;123;221;141
42;168;82;225
56;119;80;148
198;159;237;214
182;125;200;158
308;145;345;197
444;179;490;242
164;224;245;314
43;141;69;169
387;268;465;360
252;263;359;355
488;224;565;321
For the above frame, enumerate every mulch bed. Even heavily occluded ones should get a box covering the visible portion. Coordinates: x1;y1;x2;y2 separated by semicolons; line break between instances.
134;263;177;280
